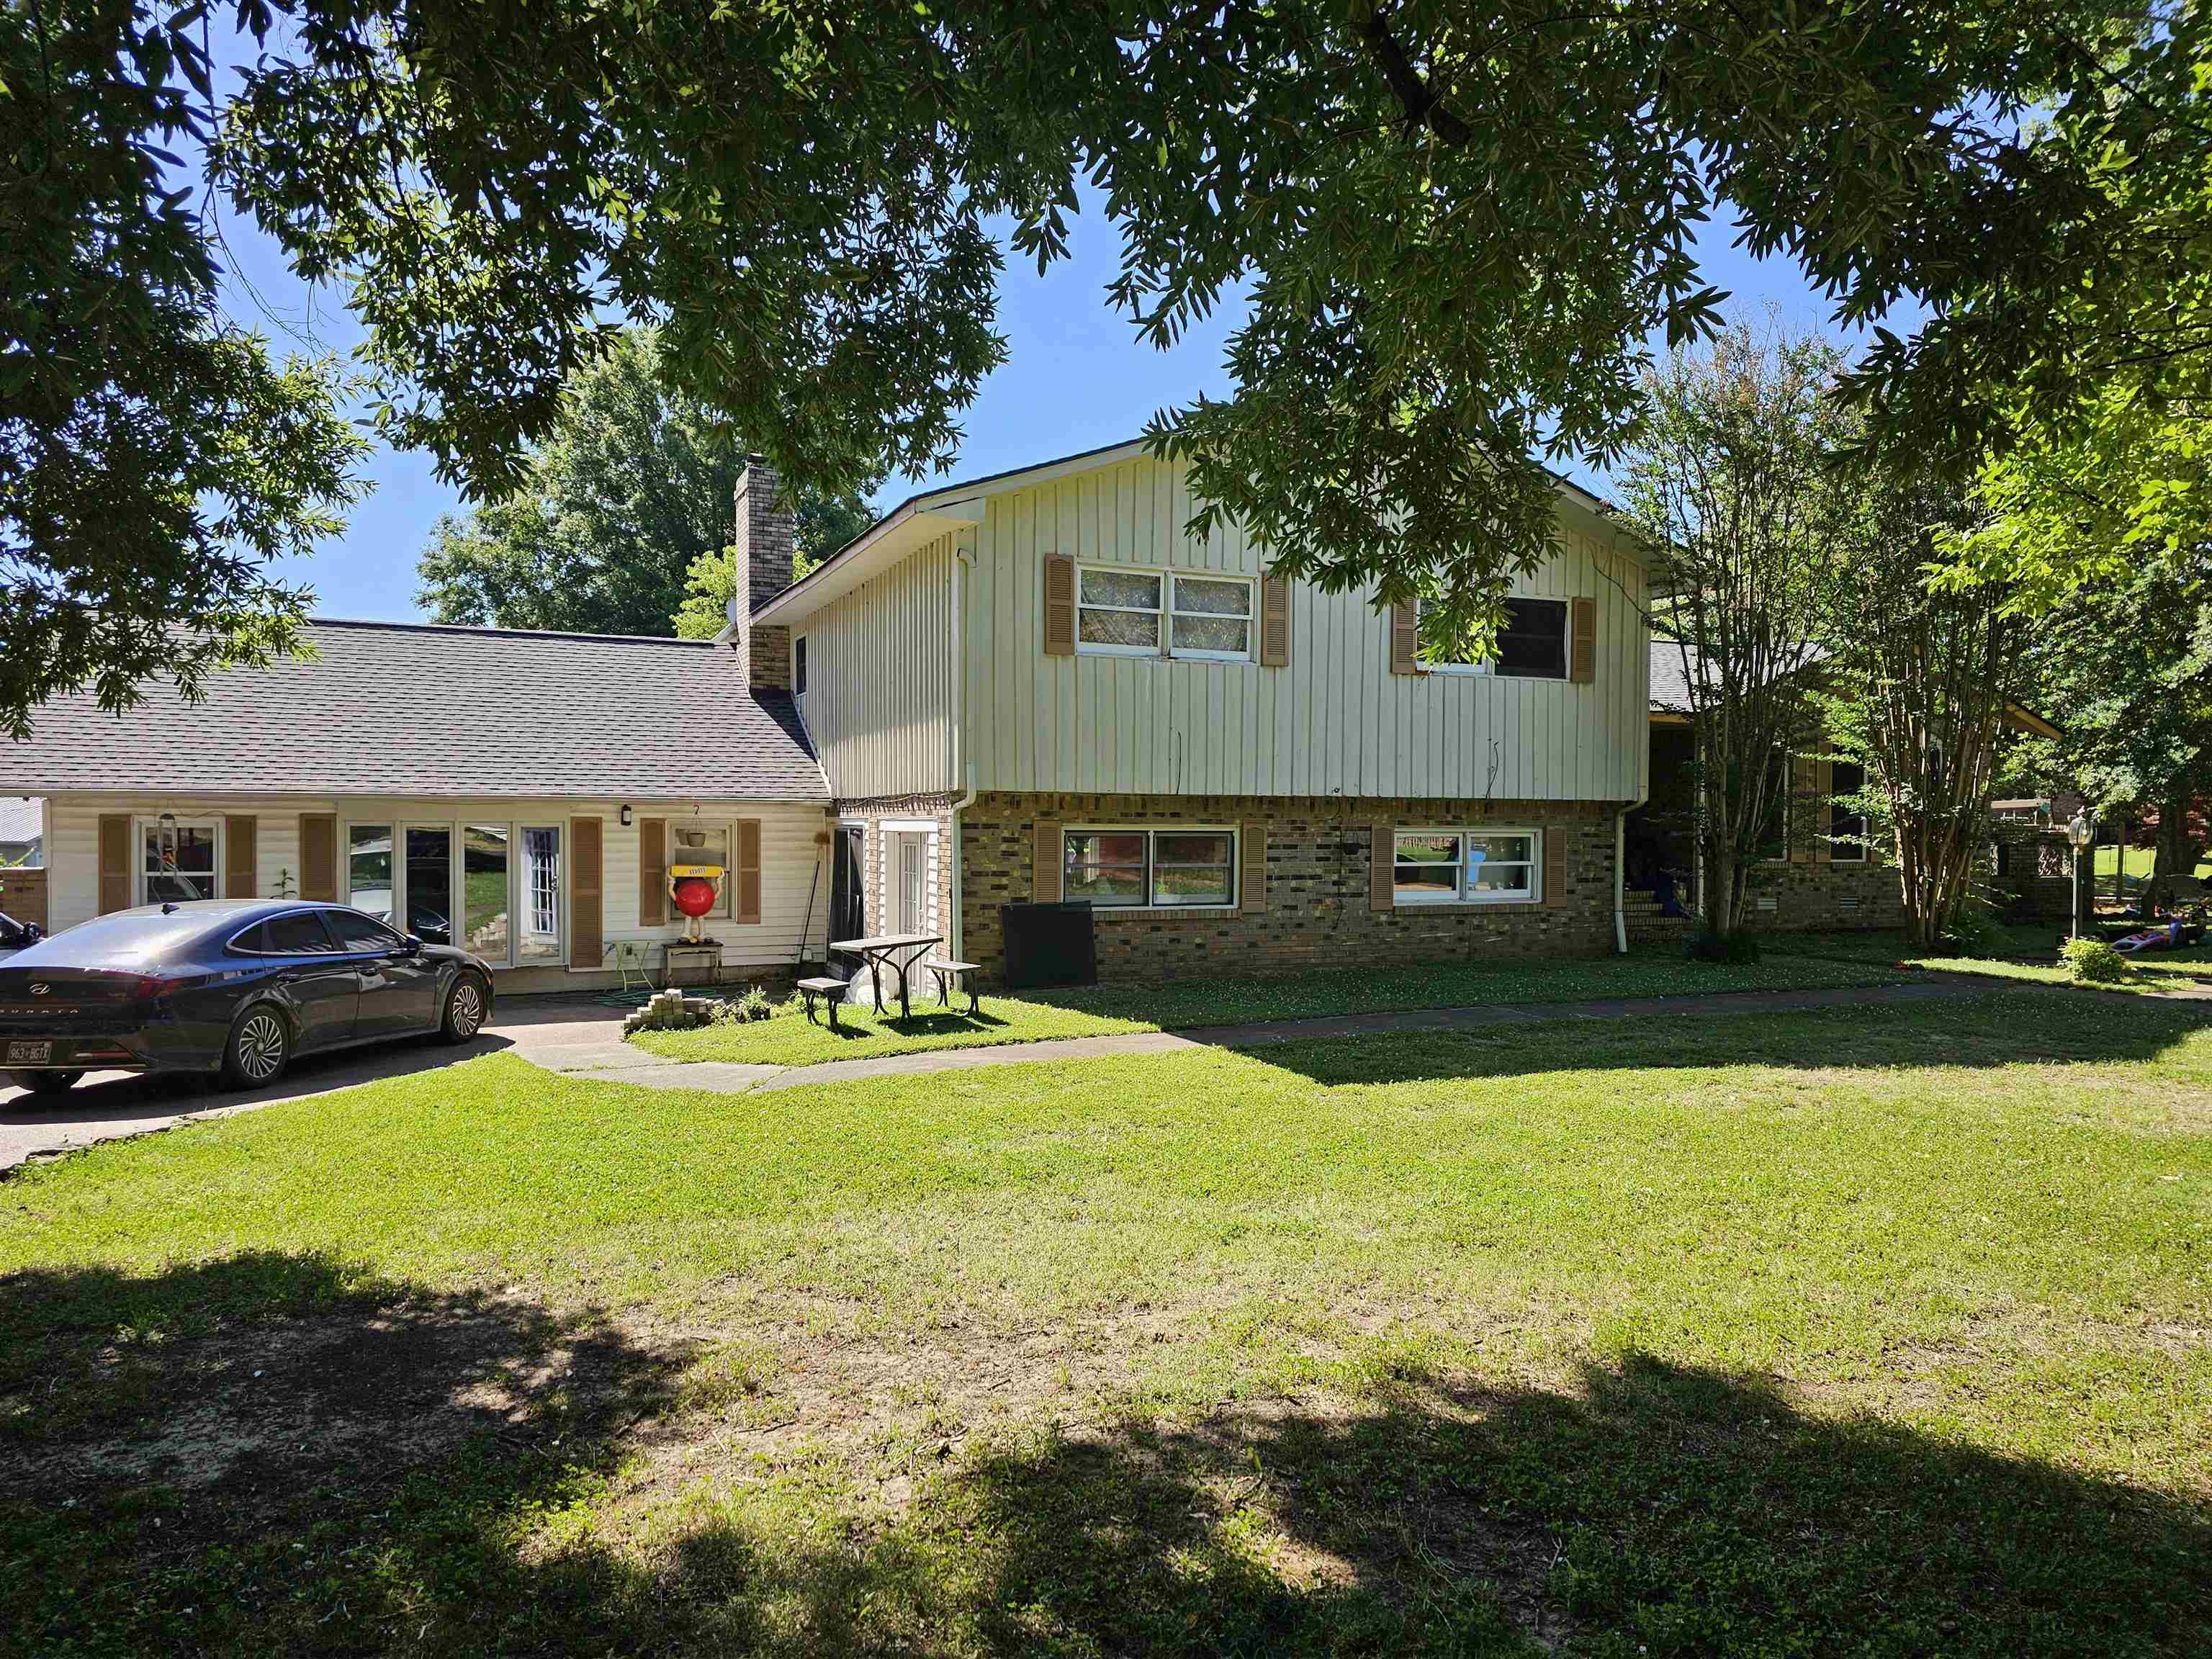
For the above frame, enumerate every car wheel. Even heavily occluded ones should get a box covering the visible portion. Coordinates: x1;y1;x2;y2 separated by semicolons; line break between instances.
9;1070;84;1097
439;974;490;1044
222;1006;292;1089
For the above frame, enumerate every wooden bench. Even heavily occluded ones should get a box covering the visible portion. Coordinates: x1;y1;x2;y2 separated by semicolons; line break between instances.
923;958;981;1016
796;976;848;1033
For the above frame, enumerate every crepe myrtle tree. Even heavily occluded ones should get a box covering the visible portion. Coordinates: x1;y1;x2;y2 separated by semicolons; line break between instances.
1619;324;1856;946
1823;485;2040;951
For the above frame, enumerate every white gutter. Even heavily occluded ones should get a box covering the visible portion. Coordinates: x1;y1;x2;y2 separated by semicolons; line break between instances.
948;539;979;959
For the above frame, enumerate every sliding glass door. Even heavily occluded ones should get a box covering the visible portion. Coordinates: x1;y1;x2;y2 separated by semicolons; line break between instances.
462;824;511;962
404;826;454;945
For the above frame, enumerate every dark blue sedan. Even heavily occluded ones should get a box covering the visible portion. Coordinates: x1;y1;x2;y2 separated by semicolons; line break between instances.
0;901;493;1096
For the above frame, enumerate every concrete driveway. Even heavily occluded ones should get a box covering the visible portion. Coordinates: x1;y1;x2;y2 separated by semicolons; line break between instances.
0;996;636;1171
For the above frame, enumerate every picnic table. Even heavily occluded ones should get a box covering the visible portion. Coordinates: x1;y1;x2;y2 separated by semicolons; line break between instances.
829;932;943;1022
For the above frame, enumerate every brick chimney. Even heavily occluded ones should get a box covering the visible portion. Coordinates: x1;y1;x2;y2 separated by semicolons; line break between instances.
731;457;796;689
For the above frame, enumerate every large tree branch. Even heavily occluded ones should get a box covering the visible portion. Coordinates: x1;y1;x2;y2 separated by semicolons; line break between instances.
1357;9;1473;148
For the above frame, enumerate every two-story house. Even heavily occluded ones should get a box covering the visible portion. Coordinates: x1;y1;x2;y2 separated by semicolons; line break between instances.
737;439;1652;979
6;437;1669;989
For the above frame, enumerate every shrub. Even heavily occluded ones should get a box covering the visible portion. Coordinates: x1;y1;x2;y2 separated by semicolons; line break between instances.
1941;899;2008;959
734;984;776;1022
2059;937;2130;984
1687;927;1762;965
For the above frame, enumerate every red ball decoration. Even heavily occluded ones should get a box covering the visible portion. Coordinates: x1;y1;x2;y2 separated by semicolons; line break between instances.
670;876;717;919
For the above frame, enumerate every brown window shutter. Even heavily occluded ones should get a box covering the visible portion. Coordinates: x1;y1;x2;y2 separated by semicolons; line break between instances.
1570;596;1599;683
1789;754;1817;863
1813;758;1834;865
570;815;603;968
1034;818;1064;902
300;814;337;901
1370;824;1395;909
225;816;258;899
1240;822;1267;913
639;817;667;926
1389;601;1420;675
1542;827;1568;907
98;814;132;914
1043;554;1076;655
1259;575;1290;667
734;819;763;924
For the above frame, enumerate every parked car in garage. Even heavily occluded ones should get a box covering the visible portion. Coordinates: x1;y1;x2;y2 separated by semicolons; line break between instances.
0;900;493;1096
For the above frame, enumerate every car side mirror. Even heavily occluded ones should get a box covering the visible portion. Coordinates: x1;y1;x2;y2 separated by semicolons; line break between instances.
394;935;424;956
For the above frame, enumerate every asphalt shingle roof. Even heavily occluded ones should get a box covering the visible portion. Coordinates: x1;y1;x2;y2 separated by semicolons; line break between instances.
3;620;827;801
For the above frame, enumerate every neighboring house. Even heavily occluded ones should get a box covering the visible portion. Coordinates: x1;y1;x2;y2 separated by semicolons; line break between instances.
736;439;1651;980
1629;644;1897;940
5;439;1655;988
0;796;40;867
1629;644;2068;940
0;795;45;936
4;623;829;992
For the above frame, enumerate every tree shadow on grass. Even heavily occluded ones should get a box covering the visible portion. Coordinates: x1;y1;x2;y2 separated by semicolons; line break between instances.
4;1254;2203;1655
1220;987;2212;1087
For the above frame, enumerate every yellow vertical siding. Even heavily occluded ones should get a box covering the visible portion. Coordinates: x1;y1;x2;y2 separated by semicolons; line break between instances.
795;534;958;799
958;454;1648;803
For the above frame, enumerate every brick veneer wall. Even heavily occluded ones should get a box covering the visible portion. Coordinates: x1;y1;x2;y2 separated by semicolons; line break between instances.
1741;856;1905;931
957;791;1621;981
837;792;962;946
737;459;794;691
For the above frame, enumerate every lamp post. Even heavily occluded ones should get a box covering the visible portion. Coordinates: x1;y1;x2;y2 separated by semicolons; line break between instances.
2067;812;2095;941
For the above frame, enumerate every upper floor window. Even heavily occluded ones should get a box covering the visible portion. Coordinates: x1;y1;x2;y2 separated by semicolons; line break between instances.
793;634;808;695
1077;567;1254;662
1424;597;1570;679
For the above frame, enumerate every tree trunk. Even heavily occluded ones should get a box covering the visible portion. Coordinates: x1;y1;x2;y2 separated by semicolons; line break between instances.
2149;793;2193;917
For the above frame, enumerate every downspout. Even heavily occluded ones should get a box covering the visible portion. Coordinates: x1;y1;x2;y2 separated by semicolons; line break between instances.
948;539;979;959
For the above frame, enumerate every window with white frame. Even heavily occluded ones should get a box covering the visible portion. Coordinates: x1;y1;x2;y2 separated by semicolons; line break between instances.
1064;827;1238;909
670;822;732;918
1392;829;1540;904
1076;567;1254;661
1421;597;1570;678
140;818;220;902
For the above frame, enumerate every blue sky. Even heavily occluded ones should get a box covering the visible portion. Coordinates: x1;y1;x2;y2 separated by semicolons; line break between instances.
228;193;1868;624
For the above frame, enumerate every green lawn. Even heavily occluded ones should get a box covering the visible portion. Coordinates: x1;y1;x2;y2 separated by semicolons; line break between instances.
1788;926;2212;995
637;946;1915;1066
5;990;2209;1655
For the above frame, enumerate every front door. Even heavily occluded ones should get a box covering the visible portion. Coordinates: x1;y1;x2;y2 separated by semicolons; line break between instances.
891;832;928;936
829;825;866;969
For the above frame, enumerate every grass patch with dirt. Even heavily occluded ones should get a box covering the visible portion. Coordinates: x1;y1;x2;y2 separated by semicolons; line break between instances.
4;988;2209;1653
633;946;1915;1066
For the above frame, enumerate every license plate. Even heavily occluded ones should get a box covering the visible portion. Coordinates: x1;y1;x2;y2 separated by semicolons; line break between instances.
6;1041;53;1066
